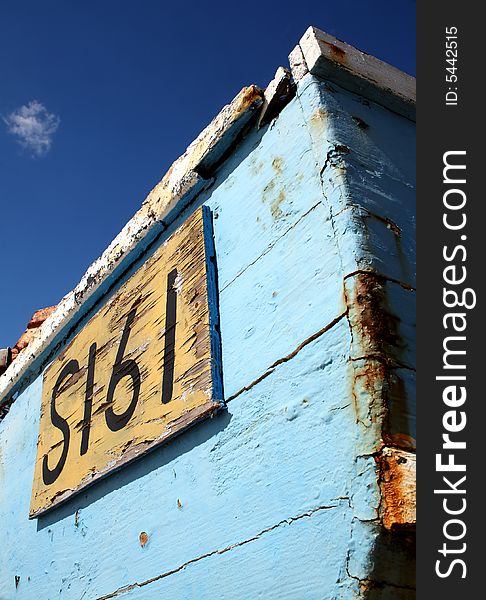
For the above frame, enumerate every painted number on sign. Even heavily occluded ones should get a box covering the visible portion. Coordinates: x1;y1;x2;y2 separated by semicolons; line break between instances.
30;207;222;518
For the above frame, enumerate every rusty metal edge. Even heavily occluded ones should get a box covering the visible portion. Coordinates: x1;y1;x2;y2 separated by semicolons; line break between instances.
1;25;416;408
377;446;416;530
291;26;416;121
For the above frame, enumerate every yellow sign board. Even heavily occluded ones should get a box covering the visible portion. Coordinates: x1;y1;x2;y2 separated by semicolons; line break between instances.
30;207;222;518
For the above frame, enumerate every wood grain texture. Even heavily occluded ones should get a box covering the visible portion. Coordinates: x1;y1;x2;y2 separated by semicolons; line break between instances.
30;207;222;518
0;70;416;599
0;85;262;411
298;26;416;120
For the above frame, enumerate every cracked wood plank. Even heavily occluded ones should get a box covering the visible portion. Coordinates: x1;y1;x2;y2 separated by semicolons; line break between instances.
378;446;416;530
30;207;222;518
296;26;416;120
0;85;262;412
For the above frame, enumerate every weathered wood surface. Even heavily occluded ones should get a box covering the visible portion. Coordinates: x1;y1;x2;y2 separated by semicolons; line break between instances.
0;85;262;412
30;207;222;518
291;26;416;120
379;446;416;530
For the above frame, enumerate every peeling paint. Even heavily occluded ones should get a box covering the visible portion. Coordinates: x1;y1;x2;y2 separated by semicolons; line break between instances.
29;208;223;518
0;32;415;599
322;39;347;64
95;504;341;600
0;85;263;411
346;271;405;364
352;116;370;131
258;67;295;129
377;447;416;530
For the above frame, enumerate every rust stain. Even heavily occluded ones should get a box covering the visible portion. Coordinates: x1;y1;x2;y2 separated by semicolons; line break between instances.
139;532;149;547
259;68;295;128
249;158;264;176
350;359;389;432
271;156;284;173
311;107;327;122
323;40;347;64
7;305;58;368
0;396;14;419
346;272;414;449
376;447;416;530
262;179;275;199
177;499;182;509
271;190;286;219
261;162;287;220
383;431;416;452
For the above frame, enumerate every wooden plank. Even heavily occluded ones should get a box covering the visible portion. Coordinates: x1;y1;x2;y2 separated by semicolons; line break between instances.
0;85;262;412
378;447;416;529
296;27;416;121
29;207;222;518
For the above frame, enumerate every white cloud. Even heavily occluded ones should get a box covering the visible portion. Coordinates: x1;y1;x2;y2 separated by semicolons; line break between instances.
3;100;60;157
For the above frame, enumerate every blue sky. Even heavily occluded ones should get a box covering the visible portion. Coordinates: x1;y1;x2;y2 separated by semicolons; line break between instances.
0;1;415;347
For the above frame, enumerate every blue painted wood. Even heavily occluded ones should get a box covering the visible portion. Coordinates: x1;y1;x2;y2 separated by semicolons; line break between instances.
202;206;224;404
298;74;416;288
0;70;415;598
